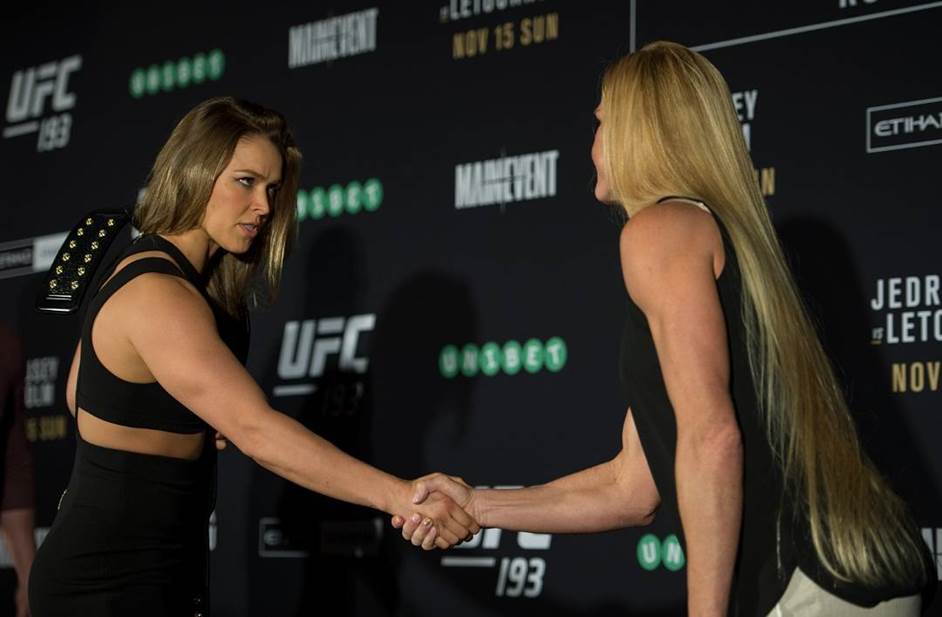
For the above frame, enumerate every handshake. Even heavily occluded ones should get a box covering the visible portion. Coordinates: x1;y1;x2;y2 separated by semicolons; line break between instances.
390;473;483;550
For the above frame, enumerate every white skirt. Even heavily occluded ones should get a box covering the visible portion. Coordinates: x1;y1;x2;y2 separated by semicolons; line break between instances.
768;568;921;617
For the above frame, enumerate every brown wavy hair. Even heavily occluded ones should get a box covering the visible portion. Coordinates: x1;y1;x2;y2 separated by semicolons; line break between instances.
134;97;301;318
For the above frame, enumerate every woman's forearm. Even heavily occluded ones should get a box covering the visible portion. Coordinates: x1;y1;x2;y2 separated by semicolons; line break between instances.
0;508;35;586
475;458;657;533
675;425;742;617
239;408;407;514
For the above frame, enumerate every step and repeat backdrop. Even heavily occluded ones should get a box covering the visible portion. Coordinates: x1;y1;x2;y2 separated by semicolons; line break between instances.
1;1;940;615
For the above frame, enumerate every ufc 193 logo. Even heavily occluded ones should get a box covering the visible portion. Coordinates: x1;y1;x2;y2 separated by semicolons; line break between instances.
442;486;551;598
274;314;375;416
5;55;81;151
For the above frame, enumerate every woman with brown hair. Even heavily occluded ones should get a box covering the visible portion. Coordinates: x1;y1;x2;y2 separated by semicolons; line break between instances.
396;42;934;616
28;97;476;616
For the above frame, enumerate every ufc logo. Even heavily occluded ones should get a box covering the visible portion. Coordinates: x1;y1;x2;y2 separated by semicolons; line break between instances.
6;55;82;123
277;314;374;379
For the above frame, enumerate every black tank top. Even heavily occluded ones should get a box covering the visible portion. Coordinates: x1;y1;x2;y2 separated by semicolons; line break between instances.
76;234;249;432
618;197;933;616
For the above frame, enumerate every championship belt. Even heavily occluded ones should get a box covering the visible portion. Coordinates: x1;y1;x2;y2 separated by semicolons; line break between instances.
36;209;131;314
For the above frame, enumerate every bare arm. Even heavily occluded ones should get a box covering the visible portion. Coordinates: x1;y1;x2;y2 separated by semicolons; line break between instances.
396;407;660;537
622;203;742;617
1;508;35;608
473;409;658;532
65;341;80;416
123;274;476;546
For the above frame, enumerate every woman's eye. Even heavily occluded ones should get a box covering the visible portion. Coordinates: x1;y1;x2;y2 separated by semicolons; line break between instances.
238;177;254;187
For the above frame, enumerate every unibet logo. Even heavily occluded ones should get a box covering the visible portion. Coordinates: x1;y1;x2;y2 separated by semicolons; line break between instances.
129;49;225;98
439;337;567;378
297;179;382;221
637;534;685;572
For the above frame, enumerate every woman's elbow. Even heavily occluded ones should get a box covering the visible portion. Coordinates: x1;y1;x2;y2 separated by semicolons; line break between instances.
631;501;659;527
682;422;743;468
615;477;661;527
225;408;273;464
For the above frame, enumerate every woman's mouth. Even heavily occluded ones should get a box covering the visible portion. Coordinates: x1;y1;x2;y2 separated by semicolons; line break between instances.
238;223;258;238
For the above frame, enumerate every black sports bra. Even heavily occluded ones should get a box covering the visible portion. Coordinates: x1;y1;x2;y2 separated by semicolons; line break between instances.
76;234;247;434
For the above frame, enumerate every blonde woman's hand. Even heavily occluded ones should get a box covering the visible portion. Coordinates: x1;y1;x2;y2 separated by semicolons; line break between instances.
392;473;481;548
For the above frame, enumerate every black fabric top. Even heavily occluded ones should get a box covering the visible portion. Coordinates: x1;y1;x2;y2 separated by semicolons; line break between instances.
618;197;934;616
76;234;248;434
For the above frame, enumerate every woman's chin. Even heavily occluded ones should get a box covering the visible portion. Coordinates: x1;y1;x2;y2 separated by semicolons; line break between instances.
594;185;615;205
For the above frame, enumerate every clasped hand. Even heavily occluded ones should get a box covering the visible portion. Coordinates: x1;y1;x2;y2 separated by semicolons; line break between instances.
393;473;481;550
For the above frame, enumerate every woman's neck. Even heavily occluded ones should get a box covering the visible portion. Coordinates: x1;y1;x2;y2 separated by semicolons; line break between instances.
158;228;218;275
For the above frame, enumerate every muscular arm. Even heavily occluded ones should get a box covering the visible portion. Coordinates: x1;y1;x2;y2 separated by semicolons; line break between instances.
0;326;36;617
468;410;659;533
66;341;80;416
1;508;35;588
398;404;660;539
122;274;475;544
622;204;742;617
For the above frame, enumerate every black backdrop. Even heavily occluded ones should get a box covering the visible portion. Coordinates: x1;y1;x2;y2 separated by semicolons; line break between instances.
2;1;940;615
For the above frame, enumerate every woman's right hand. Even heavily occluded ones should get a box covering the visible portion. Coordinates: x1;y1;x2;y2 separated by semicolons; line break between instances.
392;473;481;549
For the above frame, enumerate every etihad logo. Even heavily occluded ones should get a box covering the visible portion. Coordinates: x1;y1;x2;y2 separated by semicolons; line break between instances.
439;337;566;378
129;50;225;98
297;179;383;221
440;0;546;23
637;533;685;572
455;149;558;210
4;54;81;151
274;314;375;397
289;8;379;69
922;528;942;581
867;97;942;153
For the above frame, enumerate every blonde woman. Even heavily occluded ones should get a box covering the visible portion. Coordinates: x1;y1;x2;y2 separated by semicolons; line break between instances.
395;43;934;616
28;98;477;616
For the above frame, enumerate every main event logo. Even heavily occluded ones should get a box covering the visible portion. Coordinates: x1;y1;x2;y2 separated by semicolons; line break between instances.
454;149;558;210
289;8;379;69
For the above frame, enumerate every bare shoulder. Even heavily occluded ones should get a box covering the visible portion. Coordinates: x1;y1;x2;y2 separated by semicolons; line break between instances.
618;202;723;306
619;201;720;264
106;252;213;326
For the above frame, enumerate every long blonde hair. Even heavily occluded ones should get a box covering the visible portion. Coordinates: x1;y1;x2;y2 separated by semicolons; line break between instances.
135;97;301;318
601;41;925;587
